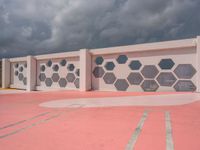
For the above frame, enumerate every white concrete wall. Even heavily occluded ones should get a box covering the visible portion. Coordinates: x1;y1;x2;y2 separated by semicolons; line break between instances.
1;36;199;92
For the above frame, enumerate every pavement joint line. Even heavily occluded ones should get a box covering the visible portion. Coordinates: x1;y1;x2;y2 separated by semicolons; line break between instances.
165;111;174;150
0;112;50;130
125;110;149;150
0;112;62;139
0;106;84;139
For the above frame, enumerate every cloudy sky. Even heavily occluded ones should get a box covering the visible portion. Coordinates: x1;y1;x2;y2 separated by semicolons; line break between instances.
0;0;200;58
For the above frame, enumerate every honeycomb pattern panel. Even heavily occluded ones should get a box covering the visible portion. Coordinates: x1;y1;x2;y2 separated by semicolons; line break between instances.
75;69;80;77
156;72;177;87
66;73;76;82
60;59;67;66
103;73;116;84
92;55;197;92
40;65;45;72
141;65;159;78
93;67;105;78
95;56;104;65
59;78;67;87
104;62;115;71
37;58;79;90
52;64;59;72
141;80;159;92
114;79;129;91
127;72;143;85
116;55;128;64
74;78;80;88
12;62;27;87
158;59;175;70
129;60;142;70
18;73;24;81
45;78;53;87
23;77;27;85
67;64;75;71
174;80;196;91
46;60;52;67
39;73;46;82
51;73;60;82
174;64;196;79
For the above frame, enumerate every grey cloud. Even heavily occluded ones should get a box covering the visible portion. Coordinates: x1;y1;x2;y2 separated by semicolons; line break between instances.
0;0;200;58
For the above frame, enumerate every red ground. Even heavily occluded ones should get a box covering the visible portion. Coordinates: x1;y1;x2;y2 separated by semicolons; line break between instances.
0;91;200;150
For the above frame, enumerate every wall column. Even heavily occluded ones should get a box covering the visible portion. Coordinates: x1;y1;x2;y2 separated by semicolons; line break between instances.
27;56;37;91
80;49;92;91
2;58;11;88
196;36;200;92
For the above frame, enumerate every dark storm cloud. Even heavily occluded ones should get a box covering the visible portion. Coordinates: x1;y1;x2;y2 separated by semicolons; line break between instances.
0;0;200;58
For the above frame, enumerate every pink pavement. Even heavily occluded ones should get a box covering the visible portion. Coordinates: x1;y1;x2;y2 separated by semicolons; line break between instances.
0;91;200;150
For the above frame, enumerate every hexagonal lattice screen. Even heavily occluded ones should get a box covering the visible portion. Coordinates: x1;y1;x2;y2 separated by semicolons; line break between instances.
46;60;52;67
40;65;45;72
52;64;59;72
45;78;53;87
141;65;159;78
158;59;175;69
18;73;24;81
67;64;75;71
59;78;67;87
129;60;142;70
74;78;79;88
116;55;128;64
93;67;105;78
114;79;129;91
174;64;196;79
104;62;115;71
174;80;196;91
141;80;159;92
103;73;116;84
52;73;60;82
66;73;76;82
95;56;104;65
60;59;67;66
127;73;143;85
156;72;177;87
39;73;46;81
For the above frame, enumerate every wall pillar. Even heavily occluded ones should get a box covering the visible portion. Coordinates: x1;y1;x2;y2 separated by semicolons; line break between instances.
80;49;92;91
2;58;11;88
27;56;36;91
196;36;200;92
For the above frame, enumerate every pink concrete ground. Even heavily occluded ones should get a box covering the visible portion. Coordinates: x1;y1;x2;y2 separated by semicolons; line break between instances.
0;91;200;150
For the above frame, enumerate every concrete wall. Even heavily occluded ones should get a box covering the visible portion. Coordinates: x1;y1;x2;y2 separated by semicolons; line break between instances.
2;36;200;92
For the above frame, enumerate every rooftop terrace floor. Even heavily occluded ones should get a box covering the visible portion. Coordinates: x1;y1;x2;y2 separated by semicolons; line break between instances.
0;90;200;150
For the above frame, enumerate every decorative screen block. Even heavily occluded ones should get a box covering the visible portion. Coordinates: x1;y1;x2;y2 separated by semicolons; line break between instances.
114;79;129;91
156;72;177;87
174;80;196;91
127;72;143;85
103;72;116;84
158;59;175;69
141;65;159;79
129;60;142;70
93;67;105;78
116;55;128;64
104;62;115;71
141;80;159;92
95;56;104;65
174;64;196;79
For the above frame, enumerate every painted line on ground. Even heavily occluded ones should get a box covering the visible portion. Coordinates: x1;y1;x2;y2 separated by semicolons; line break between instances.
0;112;50;130
0;106;85;139
0;112;62;139
165;111;174;150
125;110;149;150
